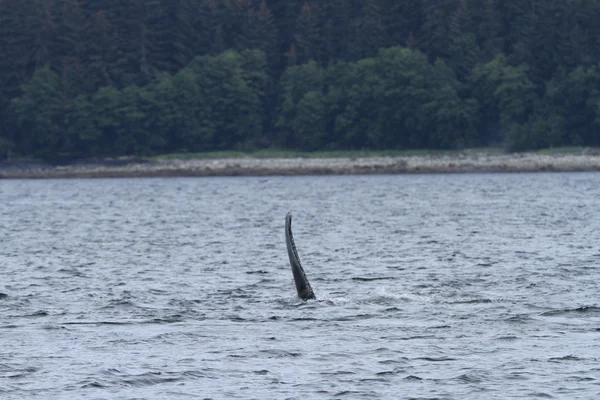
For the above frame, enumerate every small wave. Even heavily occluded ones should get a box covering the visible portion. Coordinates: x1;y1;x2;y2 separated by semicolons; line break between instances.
414;357;456;362
259;350;302;358
359;377;387;383
290;317;319;321
352;276;395;281
60;287;81;293
454;372;483;383
321;370;356;376
569;376;596;382
101;300;138;309
381;334;436;341
375;369;402;376
333;390;359;397
331;313;378;322
548;354;591;362
122;373;182;387
42;324;69;330
148;289;169;295
225;314;247;322
253;369;269;375
541;306;600;316
365;287;427;303
80;381;106;388
167;299;203;307
182;370;205;379
0;365;39;379
275;296;323;308
477;261;498;267
101;369;192;387
449;297;493;304
62;320;152;326
505;314;537;323
505;371;529;381
57;268;86;277
378;357;410;365
529;393;554;398
495;335;519;341
148;316;184;323
23;310;48;318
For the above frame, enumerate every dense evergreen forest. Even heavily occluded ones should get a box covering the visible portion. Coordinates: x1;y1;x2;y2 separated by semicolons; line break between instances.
1;0;600;160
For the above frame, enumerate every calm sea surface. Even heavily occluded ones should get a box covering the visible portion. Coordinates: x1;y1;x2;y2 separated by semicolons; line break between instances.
1;173;600;399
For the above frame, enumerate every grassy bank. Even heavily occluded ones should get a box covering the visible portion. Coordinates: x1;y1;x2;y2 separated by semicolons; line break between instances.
151;146;600;161
153;147;509;161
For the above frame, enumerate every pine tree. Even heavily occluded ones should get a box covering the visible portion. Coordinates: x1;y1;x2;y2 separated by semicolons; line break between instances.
82;9;119;89
0;0;29;109
293;2;322;65
320;0;351;63
472;0;503;62
447;0;479;80
225;0;278;70
276;61;326;147
418;0;457;61
266;0;301;73
53;0;89;96
88;0;165;87
528;1;571;83
351;0;385;59
11;67;67;158
379;0;423;48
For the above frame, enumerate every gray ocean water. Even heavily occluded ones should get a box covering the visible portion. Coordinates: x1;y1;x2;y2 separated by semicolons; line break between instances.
1;173;600;399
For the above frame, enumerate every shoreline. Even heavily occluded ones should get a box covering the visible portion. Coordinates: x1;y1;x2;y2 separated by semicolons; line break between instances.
2;151;600;179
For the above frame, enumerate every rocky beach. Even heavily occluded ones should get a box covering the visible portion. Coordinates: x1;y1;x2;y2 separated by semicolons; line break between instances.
2;151;600;179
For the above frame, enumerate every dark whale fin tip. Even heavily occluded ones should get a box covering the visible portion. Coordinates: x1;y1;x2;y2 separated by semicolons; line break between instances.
285;212;316;300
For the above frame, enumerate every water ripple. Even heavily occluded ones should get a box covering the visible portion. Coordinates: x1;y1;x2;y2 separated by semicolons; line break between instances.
1;173;600;399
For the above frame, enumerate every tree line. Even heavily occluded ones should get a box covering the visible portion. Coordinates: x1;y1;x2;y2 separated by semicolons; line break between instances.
1;0;600;160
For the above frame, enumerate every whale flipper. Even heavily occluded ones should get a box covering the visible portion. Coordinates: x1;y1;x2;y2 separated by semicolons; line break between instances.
285;212;316;300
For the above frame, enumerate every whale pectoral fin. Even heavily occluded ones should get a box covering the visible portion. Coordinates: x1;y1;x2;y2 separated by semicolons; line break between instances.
285;212;316;300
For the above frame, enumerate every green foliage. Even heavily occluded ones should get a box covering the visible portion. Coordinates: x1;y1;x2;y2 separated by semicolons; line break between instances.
545;67;600;146
11;67;67;158
449;33;479;81
276;61;326;148
470;55;536;144
189;49;266;150
277;47;477;151
505;65;600;152
115;85;164;156
330;58;381;149
58;49;269;157
505;112;566;153
2;0;600;158
141;70;200;152
65;94;101;156
290;91;328;150
88;86;122;155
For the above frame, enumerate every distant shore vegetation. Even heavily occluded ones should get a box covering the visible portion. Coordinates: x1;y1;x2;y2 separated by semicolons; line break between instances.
151;146;599;161
1;1;600;161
